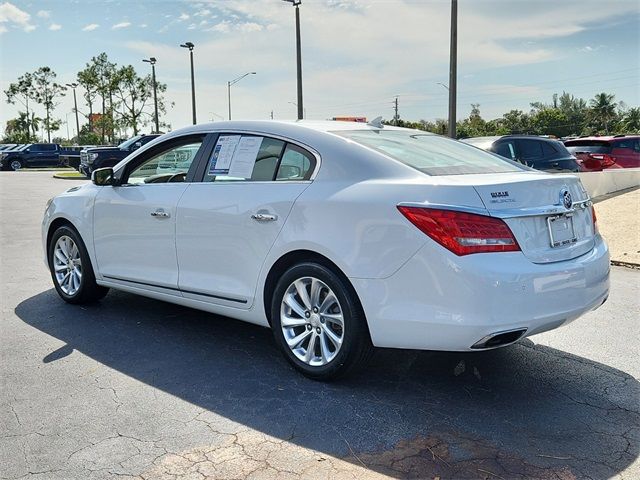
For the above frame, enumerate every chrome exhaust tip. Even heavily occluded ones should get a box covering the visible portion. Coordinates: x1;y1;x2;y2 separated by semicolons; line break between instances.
471;328;527;350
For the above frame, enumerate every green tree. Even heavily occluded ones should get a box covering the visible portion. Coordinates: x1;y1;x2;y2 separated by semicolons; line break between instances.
114;65;168;135
618;107;640;133
4;73;38;139
2;112;39;143
31;67;66;142
530;108;571;137
76;63;99;131
498;109;532;134
86;53;119;143
589;92;617;134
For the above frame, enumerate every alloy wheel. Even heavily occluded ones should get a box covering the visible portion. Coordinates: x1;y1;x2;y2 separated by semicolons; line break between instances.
280;276;345;366
53;235;82;296
10;160;22;171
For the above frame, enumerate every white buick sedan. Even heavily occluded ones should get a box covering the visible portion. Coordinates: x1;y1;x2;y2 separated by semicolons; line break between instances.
42;121;610;379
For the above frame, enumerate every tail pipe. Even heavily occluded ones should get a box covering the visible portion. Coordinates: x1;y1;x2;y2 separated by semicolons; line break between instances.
471;328;527;350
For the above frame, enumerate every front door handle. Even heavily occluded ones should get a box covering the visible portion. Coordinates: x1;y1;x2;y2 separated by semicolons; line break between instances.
151;209;170;219
251;212;277;222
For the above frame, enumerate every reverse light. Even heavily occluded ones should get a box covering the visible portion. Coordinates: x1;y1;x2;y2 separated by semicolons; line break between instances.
397;206;520;256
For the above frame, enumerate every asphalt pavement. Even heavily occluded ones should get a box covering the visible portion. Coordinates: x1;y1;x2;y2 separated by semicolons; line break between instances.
1;171;639;480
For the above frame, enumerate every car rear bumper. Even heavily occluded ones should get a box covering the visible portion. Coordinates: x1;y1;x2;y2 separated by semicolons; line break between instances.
351;234;610;351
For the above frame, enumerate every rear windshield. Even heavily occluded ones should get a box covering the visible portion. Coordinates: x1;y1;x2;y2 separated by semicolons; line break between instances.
335;130;525;175
564;141;611;154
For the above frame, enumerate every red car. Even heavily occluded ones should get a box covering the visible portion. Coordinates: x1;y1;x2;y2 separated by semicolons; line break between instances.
564;136;640;171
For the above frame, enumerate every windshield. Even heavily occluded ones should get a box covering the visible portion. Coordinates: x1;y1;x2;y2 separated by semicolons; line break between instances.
335;130;526;175
118;135;143;150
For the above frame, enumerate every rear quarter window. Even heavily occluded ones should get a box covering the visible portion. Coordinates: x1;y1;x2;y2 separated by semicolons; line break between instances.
335;130;525;176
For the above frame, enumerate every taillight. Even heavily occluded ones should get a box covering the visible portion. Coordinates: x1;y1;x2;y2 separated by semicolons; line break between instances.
591;205;599;234
397;206;520;256
589;153;616;168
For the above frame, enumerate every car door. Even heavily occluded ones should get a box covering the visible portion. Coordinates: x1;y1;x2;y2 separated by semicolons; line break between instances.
611;138;640;168
93;133;209;290
175;133;317;308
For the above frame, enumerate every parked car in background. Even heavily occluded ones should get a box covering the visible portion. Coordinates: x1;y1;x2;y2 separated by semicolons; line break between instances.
564;136;640;170
0;144;18;151
0;143;76;171
462;135;581;173
42;121;609;380
59;145;99;170
79;134;161;177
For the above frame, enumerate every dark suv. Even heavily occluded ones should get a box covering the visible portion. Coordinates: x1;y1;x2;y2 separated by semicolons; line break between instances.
80;134;160;177
462;135;580;173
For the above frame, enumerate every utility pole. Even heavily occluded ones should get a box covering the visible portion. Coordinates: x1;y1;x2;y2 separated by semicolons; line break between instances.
66;83;80;141
448;0;458;139
394;97;399;125
227;72;256;120
283;0;304;120
270;110;274;119
180;42;197;124
143;57;160;133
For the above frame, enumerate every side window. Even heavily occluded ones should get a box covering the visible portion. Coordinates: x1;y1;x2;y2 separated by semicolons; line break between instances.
204;135;285;182
30;144;43;152
613;140;634;151
276;144;316;181
517;139;544;161
127;138;204;184
494;141;515;160
541;141;558;158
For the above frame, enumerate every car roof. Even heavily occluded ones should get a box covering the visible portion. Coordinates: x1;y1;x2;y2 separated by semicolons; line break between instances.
565;135;639;143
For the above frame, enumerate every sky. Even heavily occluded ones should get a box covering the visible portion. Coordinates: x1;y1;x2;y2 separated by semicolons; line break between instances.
0;0;638;140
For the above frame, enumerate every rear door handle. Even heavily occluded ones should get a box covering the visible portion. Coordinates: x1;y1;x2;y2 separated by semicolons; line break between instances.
151;209;170;218
251;213;277;222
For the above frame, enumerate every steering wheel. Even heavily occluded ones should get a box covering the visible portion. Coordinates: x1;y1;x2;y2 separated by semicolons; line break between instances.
167;172;186;183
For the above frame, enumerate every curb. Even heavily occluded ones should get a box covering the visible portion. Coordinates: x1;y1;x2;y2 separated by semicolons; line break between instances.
611;260;640;270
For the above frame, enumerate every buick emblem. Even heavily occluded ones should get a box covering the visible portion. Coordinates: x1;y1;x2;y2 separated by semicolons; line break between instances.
561;189;573;209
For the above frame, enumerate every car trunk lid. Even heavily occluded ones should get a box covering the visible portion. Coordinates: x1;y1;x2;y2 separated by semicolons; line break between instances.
467;172;595;263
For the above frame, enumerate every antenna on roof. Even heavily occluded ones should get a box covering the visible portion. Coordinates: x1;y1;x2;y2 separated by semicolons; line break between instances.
367;116;384;129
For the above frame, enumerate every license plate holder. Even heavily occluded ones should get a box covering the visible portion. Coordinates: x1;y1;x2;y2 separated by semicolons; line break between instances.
547;214;577;248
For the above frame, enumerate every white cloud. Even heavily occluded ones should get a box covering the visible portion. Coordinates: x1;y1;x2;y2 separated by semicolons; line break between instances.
0;24;6;34
187;23;197;30
139;23;147;28
194;9;211;17
49;23;61;31
82;23;99;31
0;2;36;32
178;13;189;21
36;10;50;18
112;21;131;30
238;22;262;33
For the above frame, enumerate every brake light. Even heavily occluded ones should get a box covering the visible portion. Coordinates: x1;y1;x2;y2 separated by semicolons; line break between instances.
589;153;616;168
591;205;599;234
397;206;520;255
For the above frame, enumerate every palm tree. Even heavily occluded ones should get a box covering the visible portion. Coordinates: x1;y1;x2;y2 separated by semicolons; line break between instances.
589;92;617;133
619;107;640;133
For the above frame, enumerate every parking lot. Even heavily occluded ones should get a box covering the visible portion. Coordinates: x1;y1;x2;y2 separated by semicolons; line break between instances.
1;171;638;479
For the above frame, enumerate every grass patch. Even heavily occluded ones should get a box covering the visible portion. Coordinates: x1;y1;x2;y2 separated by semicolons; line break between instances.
53;171;88;180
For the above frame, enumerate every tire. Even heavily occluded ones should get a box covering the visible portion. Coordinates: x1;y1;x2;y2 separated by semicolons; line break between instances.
48;225;109;304
10;159;24;171
271;262;374;380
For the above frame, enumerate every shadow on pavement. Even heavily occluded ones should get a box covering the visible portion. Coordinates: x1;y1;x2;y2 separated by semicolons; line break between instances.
16;289;640;479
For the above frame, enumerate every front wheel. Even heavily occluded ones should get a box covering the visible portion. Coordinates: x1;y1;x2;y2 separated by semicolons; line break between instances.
48;225;109;304
271;262;373;380
10;159;24;171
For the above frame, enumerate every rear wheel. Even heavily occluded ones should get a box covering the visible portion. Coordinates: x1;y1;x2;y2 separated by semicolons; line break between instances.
48;225;109;304
271;262;373;380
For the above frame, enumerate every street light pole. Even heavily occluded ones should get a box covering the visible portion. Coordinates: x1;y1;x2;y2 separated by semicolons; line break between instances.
227;72;256;120
283;0;303;120
143;57;160;133
180;42;197;125
448;0;458;139
66;83;80;141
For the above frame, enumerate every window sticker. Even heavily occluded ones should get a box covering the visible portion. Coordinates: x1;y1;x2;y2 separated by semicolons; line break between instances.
207;135;240;175
227;136;264;179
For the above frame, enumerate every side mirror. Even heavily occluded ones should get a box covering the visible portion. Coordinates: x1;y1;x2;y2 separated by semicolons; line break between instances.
92;167;115;186
131;141;143;151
